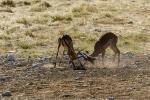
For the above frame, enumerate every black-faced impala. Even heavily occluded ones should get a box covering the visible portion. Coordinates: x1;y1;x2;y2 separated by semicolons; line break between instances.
90;32;120;67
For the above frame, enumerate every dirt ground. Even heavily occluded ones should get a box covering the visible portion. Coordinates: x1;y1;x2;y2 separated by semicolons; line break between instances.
0;0;150;56
0;53;150;100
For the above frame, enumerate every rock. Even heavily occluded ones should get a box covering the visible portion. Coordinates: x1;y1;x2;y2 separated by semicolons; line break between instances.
43;57;51;63
5;51;16;66
0;75;11;83
32;63;41;68
106;96;114;100
61;92;74;98
78;71;82;74
6;51;15;62
42;63;54;69
78;71;84;74
124;52;135;58
40;1;52;8
75;77;81;80
2;91;12;97
0;55;5;65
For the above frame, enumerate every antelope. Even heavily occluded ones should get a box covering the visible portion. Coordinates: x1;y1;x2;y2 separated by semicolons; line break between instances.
54;34;95;70
90;32;120;67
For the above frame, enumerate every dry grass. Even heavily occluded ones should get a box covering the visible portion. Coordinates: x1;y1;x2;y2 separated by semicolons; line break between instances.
16;17;29;25
17;37;35;49
118;33;150;52
72;3;98;17
0;0;149;57
51;15;72;22
30;1;51;12
0;7;13;13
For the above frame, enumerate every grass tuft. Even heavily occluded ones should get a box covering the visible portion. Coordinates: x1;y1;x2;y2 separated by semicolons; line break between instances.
95;14;126;25
23;1;31;5
31;16;49;24
72;3;98;17
51;15;72;22
16;18;29;25
24;31;35;38
0;7;13;13
0;33;11;40
30;1;51;12
17;1;31;6
17;37;35;49
40;1;51;8
1;0;15;7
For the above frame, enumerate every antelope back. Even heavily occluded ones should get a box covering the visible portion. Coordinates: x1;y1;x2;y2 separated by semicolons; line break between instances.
95;32;117;49
98;32;118;46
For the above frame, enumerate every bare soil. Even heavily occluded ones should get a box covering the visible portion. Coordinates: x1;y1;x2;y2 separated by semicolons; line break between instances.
0;53;150;100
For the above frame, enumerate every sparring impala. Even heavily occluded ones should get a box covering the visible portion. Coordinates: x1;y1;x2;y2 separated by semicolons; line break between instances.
54;33;95;70
90;32;120;67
